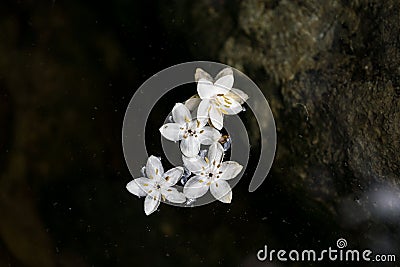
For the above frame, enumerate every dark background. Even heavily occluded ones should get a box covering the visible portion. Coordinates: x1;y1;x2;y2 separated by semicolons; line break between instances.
0;1;399;267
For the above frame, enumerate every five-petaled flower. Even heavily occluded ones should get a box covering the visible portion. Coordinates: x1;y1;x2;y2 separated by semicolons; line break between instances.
159;103;221;157
196;67;249;130
182;143;243;203
126;156;186;215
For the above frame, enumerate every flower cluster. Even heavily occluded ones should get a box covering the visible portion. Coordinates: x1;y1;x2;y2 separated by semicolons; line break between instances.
126;67;248;215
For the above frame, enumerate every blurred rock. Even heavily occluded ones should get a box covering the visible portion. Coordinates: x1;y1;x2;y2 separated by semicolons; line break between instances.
182;0;400;213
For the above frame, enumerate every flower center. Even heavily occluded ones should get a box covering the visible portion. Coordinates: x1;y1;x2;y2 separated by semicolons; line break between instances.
208;173;213;178
185;128;197;137
156;184;161;189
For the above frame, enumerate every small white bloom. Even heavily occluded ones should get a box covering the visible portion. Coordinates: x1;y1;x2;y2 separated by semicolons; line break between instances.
126;156;186;215
159;103;221;157
195;67;249;130
182;143;243;203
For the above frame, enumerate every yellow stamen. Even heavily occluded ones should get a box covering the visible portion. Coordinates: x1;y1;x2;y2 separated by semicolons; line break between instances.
219;108;228;114
205;157;209;163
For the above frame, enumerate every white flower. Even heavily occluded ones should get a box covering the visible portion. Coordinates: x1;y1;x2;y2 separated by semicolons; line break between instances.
195;67;249;130
126;156;186;215
182;143;243;203
159;103;221;157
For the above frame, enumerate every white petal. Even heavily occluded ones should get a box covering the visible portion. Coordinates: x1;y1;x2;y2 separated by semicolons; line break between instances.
215;67;233;81
219;161;243;180
195;118;208;129
197;79;216;99
220;98;243;115
197;99;211;122
210;180;232;203
147;187;161;199
182;155;207;174
172;103;191;124
209;104;223;130
188;119;207;131
183;175;210;199
211;84;230;96
180;136;201;158
195;68;213;82
207;142;224;165
198;126;221;145
187;118;208;132
126;180;147;197
187;120;198;130
184;96;201;112
163;166;184;186
146;156;164;179
159;123;183;141
226;88;248;104
144;193;160;215
162;187;186;203
214;69;234;90
134;177;155;193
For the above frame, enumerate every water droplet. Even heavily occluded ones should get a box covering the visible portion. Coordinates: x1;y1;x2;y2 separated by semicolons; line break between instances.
167;115;173;123
242;107;246;112
141;166;146;177
223;138;231;151
180;167;191;185
186;198;196;206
